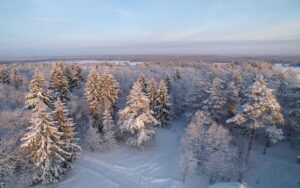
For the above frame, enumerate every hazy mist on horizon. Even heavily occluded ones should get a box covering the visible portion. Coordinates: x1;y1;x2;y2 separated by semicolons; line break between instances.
0;0;300;59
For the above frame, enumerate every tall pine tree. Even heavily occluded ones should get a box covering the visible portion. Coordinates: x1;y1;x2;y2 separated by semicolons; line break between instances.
73;65;83;88
0;68;10;84
85;69;102;119
102;108;117;149
202;78;228;122
53;99;80;164
180;111;236;183
63;64;75;91
146;77;158;113
99;71;119;112
155;80;171;128
118;81;157;148
137;74;147;93
49;63;70;101
164;75;171;94
11;67;23;88
21;102;70;184
26;71;53;109
227;75;284;163
277;77;300;132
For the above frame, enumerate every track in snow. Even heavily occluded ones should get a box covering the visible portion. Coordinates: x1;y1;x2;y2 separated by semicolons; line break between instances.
46;119;186;188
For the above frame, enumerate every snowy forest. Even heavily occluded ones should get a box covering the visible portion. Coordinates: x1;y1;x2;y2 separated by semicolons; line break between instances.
0;60;299;188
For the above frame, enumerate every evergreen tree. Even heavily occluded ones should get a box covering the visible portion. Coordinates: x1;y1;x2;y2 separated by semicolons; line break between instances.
180;146;197;183
0;140;15;181
11;67;23;88
0;68;10;84
21;102;70;184
202;123;235;184
137;74;147;93
102;108;117;149
180;111;210;182
172;82;185;117
99;71;119;111
174;69;181;80
53;99;80;164
49;63;70;101
26;71;53;109
146;77;158;113
118;81;157;148
227;75;284;163
63;64;75;90
226;81;239;116
85;69;102;119
277;77;300;132
164;75;171;94
263;126;284;154
202;78;228;122
185;80;211;112
155;80;171;128
85;126;102;152
180;111;236;183
73;65;83;88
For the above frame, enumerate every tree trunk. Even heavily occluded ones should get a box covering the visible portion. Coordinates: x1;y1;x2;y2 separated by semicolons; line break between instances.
209;171;215;185
238;173;243;183
245;128;255;164
181;167;187;183
263;138;271;155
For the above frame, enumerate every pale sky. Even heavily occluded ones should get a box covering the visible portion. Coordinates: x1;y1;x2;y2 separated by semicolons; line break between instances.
0;0;300;59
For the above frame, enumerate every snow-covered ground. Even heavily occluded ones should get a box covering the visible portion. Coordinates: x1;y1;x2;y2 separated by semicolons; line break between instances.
41;119;204;188
40;118;300;188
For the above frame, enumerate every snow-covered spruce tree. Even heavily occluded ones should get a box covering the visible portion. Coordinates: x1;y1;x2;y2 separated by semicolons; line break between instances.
155;80;171;128
174;69;181;80
171;81;185;117
21;102;70;184
99;71;119;113
0;68;10;84
63;64;83;90
223;81;245;180
118;81;157;148
227;75;284;162
137;74;147;93
180;111;236;183
85;126;103;152
225;81;239;116
49;63;70;101
203;122;236;184
11;67;23;88
164;74;171;94
202;78;228;122
180;144;197;183
180;111;211;182
85;68;102;119
0;140;15;182
53;99;80;164
277;77;300;132
63;64;75;91
185;80;211;113
73;65;83;88
146;77;158;113
25;71;53;109
102;107;117;149
263;126;284;154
